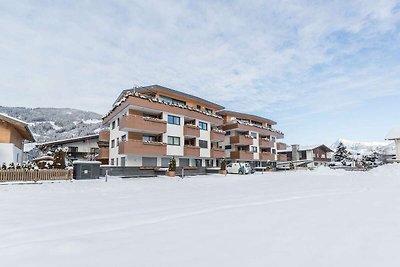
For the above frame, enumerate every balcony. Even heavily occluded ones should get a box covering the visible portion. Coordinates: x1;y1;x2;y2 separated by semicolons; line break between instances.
259;139;274;148
119;115;167;133
119;140;167;156
277;154;288;161
97;147;109;159
230;135;254;145
260;152;275;161
222;122;284;138
230;150;254;160
211;148;225;158
276;142;287;150
184;124;200;137
184;146;200;157
98;130;110;142
210;130;225;142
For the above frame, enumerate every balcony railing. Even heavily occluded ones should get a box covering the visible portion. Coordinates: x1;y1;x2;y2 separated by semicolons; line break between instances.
230;135;254;145
259;139;274;148
119;115;167;133
276;142;287;150
260;152;275;161
119;140;167;156
210;130;225;142
184;124;200;137
211;148;225;158
184;146;200;157
277;154;288;161
230;150;254;160
97;147;109;159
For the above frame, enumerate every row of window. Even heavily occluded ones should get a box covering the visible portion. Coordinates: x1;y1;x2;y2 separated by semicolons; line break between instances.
110;157;126;166
167;136;208;148
111;135;127;148
168;115;208;130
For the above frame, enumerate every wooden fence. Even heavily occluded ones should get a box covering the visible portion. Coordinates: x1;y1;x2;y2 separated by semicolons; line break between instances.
0;169;72;183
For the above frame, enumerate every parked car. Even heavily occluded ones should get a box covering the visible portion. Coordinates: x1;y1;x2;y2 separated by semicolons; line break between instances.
226;162;252;174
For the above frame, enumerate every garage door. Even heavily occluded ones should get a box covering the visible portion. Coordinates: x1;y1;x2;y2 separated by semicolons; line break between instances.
142;157;157;167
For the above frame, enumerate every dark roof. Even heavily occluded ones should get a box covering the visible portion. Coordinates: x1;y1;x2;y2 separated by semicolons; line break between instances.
113;84;225;110
37;134;99;147
217;110;277;125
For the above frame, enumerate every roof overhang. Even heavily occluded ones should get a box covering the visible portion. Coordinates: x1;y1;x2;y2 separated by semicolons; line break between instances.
0;113;35;142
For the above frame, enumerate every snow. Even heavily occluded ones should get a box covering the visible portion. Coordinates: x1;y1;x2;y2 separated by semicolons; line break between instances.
332;138;395;155
1;165;400;266
82;119;102;124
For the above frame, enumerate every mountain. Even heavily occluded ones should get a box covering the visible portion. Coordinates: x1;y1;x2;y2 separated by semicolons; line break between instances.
331;138;395;156
0;106;103;143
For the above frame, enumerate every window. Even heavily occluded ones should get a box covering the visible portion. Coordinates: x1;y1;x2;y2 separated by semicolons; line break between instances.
250;132;257;139
111;121;116;129
116;158;119;166
111;140;115;148
252;146;258;153
205;108;213;114
111;158;115;165
160;95;186;106
117;118;120;126
90;147;99;153
195;159;202;167
121;157;126;167
116;138;120;146
199;121;208;131
272;149;276;154
271;136;276;142
143;136;157;142
196;105;201;110
168;115;180;125
199;140;208;148
68;146;78;153
225;131;231;136
225;145;232;149
121;135;126;142
167;136;180;146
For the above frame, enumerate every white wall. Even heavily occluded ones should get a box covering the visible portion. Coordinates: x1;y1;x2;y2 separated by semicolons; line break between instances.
198;119;211;158
164;112;184;157
395;140;400;160
0;144;23;165
109;111;128;166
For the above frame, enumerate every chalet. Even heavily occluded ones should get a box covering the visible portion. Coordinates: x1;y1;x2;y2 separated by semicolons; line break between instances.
386;128;400;162
278;144;333;167
0;113;35;165
37;134;100;162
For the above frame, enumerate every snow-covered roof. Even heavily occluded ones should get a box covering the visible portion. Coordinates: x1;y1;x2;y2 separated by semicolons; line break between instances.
0;113;35;142
37;134;99;147
278;144;333;153
386;128;400;140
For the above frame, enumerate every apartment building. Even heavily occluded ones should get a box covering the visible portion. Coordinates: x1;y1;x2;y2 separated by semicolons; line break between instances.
217;110;285;167
0;113;35;165
102;85;226;167
102;85;285;168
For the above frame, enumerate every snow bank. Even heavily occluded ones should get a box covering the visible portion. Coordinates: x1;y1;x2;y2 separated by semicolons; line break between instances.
1;168;400;267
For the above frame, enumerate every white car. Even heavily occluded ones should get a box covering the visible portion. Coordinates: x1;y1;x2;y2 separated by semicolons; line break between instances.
226;162;252;174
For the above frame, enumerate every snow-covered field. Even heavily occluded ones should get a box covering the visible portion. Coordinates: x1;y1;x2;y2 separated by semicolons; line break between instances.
1;165;400;267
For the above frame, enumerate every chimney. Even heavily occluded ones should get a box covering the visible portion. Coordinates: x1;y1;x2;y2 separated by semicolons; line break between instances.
292;144;300;161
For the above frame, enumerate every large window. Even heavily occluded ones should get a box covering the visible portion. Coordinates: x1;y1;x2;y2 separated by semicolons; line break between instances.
168;115;180;125
199;140;208;148
199;121;208;131
252;146;258;153
111;140;115;148
160;95;186;106
250;132;257;139
225;145;232;150
90;147;99;153
167;136;180;146
143;136;157;142
111;121;116;130
121;135;126;142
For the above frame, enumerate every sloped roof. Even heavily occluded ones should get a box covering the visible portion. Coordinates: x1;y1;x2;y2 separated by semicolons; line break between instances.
113;85;225;110
0;113;35;142
278;144;334;153
217;110;277;125
37;134;99;147
386;128;400;140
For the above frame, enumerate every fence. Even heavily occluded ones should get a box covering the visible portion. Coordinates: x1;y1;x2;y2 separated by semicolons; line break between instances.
0;169;72;183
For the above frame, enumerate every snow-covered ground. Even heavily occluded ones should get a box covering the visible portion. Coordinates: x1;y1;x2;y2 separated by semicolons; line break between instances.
1;165;400;267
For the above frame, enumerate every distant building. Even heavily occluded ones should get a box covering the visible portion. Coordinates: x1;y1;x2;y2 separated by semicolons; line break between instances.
37;134;99;162
386;128;400;162
278;144;333;167
0;113;35;165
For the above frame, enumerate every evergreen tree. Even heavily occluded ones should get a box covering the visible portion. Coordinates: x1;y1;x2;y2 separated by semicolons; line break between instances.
53;148;66;169
334;142;351;163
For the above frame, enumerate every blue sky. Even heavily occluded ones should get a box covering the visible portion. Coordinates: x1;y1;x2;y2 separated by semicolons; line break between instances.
1;0;400;145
